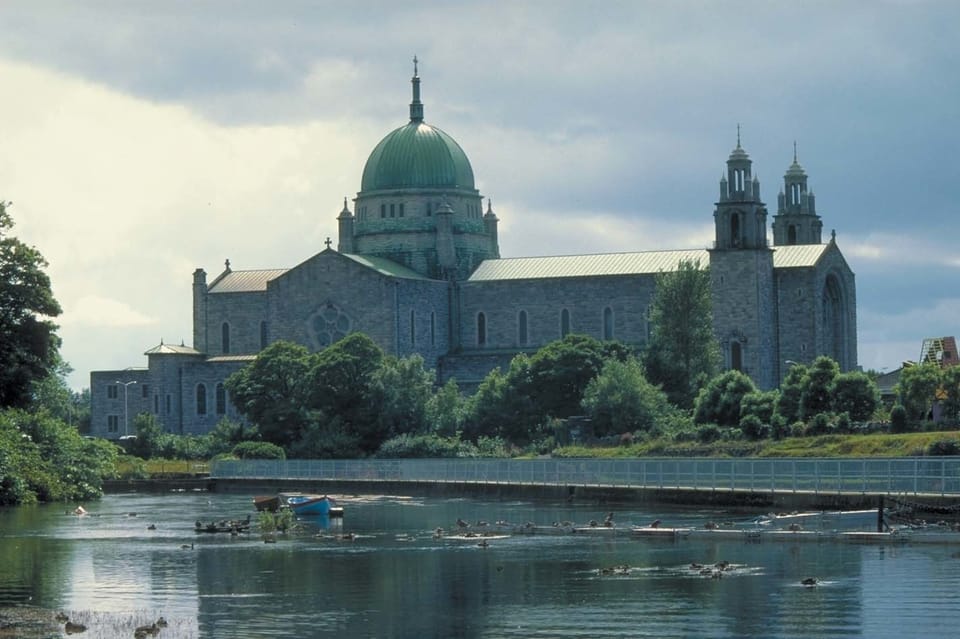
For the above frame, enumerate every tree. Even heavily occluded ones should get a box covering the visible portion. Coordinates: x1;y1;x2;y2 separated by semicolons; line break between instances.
1;409;117;504
740;389;778;425
462;353;543;444
581;357;670;437
526;334;628;420
369;354;434;439
0;202;62;409
897;362;941;423
426;378;464;437
939;366;960;424
693;370;757;427
775;362;808;424
644;259;720;408
830;371;879;422
226;341;314;446
308;333;385;453
799;356;840;419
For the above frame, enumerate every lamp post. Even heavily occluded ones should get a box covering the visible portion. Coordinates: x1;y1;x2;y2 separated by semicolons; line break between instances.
115;380;138;437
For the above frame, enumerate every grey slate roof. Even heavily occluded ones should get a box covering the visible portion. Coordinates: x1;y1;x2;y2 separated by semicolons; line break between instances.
467;249;710;281
771;244;830;268
144;343;201;356
208;269;288;293
467;244;829;282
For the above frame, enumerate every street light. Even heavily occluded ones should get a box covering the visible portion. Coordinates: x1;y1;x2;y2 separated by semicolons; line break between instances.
114;380;138;437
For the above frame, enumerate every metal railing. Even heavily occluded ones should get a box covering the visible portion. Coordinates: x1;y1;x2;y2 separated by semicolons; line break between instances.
210;457;960;497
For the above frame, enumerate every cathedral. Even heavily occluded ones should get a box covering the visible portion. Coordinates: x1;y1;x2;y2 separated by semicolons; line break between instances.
90;67;857;439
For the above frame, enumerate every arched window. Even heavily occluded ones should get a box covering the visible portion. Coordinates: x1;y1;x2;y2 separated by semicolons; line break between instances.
477;312;487;347
787;225;798;245
560;309;570;337
731;342;743;372
216;383;226;415
730;214;741;247
518;310;528;346
603;307;614;340
430;312;436;346
221;322;230;354
260;321;268;350
196;384;207;416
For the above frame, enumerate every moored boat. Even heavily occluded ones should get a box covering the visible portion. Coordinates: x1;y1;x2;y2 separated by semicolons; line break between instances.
282;493;336;516
253;495;281;512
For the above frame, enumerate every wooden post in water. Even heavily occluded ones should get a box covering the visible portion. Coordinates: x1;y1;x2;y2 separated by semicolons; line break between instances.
877;495;885;532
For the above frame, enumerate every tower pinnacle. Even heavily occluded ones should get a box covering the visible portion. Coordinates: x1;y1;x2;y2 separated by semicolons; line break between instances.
410;56;424;122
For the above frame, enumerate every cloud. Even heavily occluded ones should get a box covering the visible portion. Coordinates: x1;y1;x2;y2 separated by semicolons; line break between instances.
61;296;155;328
1;58;368;387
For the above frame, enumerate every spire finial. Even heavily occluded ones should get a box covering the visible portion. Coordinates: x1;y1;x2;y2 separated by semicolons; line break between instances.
793;140;798;163
409;56;424;122
737;123;741;148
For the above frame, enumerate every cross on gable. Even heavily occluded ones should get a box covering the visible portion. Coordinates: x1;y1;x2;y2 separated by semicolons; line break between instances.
324;237;332;249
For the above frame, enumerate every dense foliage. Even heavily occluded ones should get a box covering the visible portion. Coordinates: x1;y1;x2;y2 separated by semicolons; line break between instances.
644;259;720;408
0;203;63;409
0;409;117;505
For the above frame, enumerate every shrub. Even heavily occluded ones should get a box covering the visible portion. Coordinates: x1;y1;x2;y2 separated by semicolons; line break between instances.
376;433;464;458
889;404;909;433
739;415;765;440
697;424;722;443
805;412;834;436
835;412;852;434
232;441;286;460
927;439;960;456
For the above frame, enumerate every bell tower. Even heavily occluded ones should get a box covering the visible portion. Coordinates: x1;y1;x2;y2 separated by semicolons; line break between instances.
772;143;823;245
708;130;777;389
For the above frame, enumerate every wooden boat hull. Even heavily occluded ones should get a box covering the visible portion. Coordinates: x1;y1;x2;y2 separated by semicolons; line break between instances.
253;495;280;512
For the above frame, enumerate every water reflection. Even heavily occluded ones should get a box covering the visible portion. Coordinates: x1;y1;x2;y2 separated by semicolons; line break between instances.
1;493;958;638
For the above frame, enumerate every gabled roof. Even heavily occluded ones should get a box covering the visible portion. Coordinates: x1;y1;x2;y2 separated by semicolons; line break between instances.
467;249;710;282
771;244;830;268
144;343;201;356
341;253;431;280
208;269;288;293
467;244;833;282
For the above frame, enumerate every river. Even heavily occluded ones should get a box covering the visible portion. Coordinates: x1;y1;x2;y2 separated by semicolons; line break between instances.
1;492;958;638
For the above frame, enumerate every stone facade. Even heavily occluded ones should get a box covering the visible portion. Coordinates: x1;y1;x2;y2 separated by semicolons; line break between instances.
89;72;858;439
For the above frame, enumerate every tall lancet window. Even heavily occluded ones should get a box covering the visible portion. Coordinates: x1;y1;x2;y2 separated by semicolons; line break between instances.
221;322;230;354
477;312;487;347
560;309;571;337
518;310;528;346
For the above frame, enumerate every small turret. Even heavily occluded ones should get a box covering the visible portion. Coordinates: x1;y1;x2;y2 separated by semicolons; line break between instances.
192;268;207;353
435;196;456;277
337;197;354;253
483;199;500;258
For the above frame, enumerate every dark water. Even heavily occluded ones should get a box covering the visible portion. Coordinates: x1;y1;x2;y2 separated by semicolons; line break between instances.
1;492;959;638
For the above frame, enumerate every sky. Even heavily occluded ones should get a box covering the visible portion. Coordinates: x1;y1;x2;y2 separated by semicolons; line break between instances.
1;1;957;390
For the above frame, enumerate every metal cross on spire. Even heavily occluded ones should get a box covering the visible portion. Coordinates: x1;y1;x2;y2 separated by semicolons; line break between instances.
737;123;741;147
413;55;418;77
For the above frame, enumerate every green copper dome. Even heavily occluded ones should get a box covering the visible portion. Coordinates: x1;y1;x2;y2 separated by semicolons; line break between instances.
361;122;475;191
360;68;475;192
